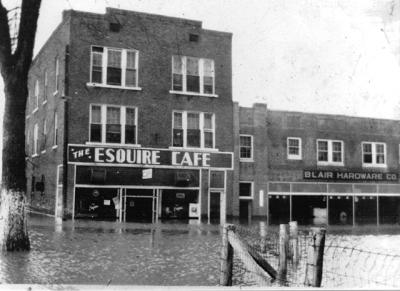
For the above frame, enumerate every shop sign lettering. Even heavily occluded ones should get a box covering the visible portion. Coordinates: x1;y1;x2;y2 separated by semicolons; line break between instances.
68;145;233;169
304;170;398;182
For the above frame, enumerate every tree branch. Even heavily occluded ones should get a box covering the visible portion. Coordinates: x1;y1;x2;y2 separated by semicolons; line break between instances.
0;0;12;77
13;0;41;76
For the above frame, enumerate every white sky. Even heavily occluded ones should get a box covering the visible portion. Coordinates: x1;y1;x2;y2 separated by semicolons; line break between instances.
1;0;400;127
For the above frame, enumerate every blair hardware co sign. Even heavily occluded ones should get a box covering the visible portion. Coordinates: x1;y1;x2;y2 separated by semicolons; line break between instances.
304;170;398;182
68;145;233;170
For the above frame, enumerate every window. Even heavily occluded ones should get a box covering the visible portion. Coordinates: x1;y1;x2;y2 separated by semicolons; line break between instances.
172;111;214;149
287;137;302;160
239;182;253;199
240;135;253;161
43;71;48;103
317;139;344;165
362;142;386;167
53;112;58;147
171;56;215;95
33;80;39;111
41;119;47;152
33;124;38;156
89;104;137;144
54;57;59;93
90;46;139;88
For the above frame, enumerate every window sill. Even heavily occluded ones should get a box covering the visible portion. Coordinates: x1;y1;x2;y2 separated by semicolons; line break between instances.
169;146;219;152
169;90;218;98
42;100;48;105
26;114;30;119
32;108;38;114
41;150;46;154
362;163;387;168
288;156;302;160
317;161;344;166
86;82;142;91
240;158;254;163
239;196;254;200
85;142;142;147
32;154;39;158
53;91;59;96
52;145;58;150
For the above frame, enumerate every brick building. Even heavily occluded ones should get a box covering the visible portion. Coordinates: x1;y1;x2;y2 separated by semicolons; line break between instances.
26;8;234;223
26;8;400;225
236;104;400;225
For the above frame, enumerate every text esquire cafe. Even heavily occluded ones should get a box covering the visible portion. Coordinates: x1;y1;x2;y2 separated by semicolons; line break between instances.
68;145;233;223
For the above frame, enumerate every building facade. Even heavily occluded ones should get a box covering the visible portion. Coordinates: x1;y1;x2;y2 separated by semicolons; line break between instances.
236;104;400;225
26;8;400;225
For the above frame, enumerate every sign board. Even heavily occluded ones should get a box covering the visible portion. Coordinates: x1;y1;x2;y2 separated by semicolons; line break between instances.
142;168;153;179
68;145;233;170
304;170;398;182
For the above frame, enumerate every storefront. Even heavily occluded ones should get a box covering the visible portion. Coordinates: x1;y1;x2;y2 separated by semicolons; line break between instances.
267;169;400;225
68;145;233;224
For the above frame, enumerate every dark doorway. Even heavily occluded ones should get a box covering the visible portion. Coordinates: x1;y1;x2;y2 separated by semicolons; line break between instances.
210;191;221;223
239;200;252;223
292;195;326;225
269;195;290;224
355;196;377;224
328;196;353;225
125;189;154;223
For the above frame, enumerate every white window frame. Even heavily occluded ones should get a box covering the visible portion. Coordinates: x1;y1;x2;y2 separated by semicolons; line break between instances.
316;139;344;166
88;104;139;145
239;134;253;162
43;71;48;104
239;181;254;200
170;55;217;97
362;141;387;168
54;57;59;95
41;119;47;154
33;123;38;157
87;46;141;90
52;112;58;148
171;111;215;150
287;137;302;160
33;79;39;113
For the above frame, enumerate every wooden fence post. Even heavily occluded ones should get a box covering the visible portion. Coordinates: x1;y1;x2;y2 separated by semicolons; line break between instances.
289;221;299;264
259;221;267;253
304;227;326;287
220;224;234;286
277;224;289;285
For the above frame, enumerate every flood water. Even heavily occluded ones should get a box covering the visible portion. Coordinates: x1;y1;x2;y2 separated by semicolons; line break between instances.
1;214;400;287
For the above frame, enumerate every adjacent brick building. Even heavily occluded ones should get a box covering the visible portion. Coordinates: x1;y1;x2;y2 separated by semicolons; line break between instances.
26;8;400;225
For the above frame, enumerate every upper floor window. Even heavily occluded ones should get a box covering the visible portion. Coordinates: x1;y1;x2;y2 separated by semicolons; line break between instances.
41;119;47;152
54;57;59;93
317;139;344;166
172;56;215;95
90;46;139;88
43;71;48;103
362;142;386;167
240;135;253;161
239;182;253;200
53;112;58;147
89;104;137;144
33;123;38;156
34;80;39;111
287;137;302;160
172;111;214;149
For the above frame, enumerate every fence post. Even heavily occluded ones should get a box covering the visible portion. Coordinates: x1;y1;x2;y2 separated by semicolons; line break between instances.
304;227;326;287
277;224;289;285
220;224;234;286
259;221;267;253
289;221;299;264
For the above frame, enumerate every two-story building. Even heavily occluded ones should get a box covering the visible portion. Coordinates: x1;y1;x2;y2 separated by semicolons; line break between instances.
237;104;400;225
26;8;234;223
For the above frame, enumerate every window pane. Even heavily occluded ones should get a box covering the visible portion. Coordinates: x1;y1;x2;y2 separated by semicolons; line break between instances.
203;59;214;76
240;147;251;159
289;147;299;155
363;143;372;153
187;75;200;92
106;107;121;143
108;50;121;67
107;107;120;124
376;144;384;154
126;51;136;68
173;112;182;128
318;152;328;161
90;124;102;142
332;152;342;162
204;113;213;129
239;183;252;197
125;69;136;87
125;125;136;144
91;106;101;123
363;153;372;163
186;57;199;75
172;56;183;73
187;113;199;129
240;136;251;147
173;129;183;147
376;154;385;164
289;139;299;147
318;141;328;151
204;131;213;148
187;129;200;147
107;50;122;85
186;58;199;92
126;108;136;125
203;76;213;94
173;74;183;91
333;142;342;152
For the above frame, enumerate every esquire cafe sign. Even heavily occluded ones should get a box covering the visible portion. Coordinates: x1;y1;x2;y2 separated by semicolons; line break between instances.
304;170;398;182
68;145;233;170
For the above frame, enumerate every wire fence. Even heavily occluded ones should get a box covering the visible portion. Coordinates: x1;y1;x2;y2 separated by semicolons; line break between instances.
220;222;400;288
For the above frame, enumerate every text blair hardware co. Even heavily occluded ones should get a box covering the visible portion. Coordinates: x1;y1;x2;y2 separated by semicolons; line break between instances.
68;145;234;170
304;170;398;182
